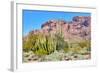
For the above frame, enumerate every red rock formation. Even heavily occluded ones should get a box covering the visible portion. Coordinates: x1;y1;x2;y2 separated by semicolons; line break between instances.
24;16;91;41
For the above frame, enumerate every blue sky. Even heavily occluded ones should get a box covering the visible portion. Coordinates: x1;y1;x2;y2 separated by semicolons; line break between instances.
23;10;90;36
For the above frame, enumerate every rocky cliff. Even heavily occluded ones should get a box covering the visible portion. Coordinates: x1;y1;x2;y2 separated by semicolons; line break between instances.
25;16;91;42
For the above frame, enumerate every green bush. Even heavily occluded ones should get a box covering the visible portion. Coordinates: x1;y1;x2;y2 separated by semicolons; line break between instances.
67;40;91;54
78;40;90;48
32;34;56;56
23;40;33;52
55;32;65;51
63;41;69;52
23;34;39;52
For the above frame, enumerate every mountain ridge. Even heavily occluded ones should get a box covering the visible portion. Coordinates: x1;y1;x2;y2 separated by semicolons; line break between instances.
24;16;91;42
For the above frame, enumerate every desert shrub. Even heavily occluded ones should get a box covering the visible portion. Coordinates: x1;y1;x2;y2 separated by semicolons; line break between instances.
54;32;65;51
86;40;91;51
23;40;33;52
63;41;69;52
32;34;56;56
44;50;64;61
23;34;39;52
78;40;90;48
67;40;91;54
72;47;82;54
78;40;91;52
78;41;87;48
65;43;80;54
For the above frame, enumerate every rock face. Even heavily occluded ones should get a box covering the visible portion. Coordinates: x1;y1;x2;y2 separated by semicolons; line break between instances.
25;16;91;41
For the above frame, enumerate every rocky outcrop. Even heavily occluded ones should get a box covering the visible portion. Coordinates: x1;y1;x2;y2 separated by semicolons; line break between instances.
25;16;91;41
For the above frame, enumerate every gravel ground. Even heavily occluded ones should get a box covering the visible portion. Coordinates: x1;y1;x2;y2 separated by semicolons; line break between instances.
23;51;91;63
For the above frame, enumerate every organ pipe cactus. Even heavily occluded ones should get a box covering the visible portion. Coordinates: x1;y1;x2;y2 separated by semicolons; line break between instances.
32;34;57;56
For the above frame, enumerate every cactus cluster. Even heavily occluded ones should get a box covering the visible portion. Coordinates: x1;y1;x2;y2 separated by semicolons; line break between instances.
32;34;57;56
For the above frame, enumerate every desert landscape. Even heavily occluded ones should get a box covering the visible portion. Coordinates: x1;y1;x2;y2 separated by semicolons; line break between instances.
23;15;91;62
